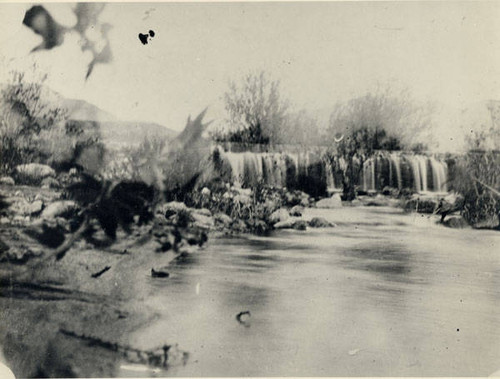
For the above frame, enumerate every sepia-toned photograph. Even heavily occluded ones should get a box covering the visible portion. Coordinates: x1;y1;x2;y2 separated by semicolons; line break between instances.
0;1;499;377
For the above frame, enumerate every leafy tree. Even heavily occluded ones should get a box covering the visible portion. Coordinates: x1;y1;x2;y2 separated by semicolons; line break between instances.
0;67;68;174
282;109;324;147
325;88;432;199
214;71;289;145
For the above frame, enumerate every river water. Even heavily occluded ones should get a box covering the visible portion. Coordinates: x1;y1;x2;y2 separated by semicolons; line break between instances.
125;206;500;377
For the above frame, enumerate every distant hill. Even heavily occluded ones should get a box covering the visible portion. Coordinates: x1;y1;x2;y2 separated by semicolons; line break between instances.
2;82;178;149
60;97;178;149
99;120;178;150
61;98;118;124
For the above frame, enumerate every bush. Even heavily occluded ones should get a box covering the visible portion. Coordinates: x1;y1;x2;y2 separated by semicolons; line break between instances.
449;121;500;228
0;67;105;176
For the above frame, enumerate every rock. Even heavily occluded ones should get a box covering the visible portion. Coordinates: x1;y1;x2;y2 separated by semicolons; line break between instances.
151;268;169;278
0;245;43;263
13;199;44;216
269;208;289;225
382;186;399;197
0;176;15;186
274;217;307;230
12;215;26;225
443;216;469;229
161;201;188;215
300;197;311;207
193;208;212;217
0;217;10;225
41;177;61;189
404;196;438;214
14;163;56;185
289;205;304;217
292;220;307;230
41;200;78;219
308;217;335;228
285;190;309;206
362;194;396;207
201;187;211;196
214;213;232;228
185;229;208;247
191;213;214;229
316;194;342;209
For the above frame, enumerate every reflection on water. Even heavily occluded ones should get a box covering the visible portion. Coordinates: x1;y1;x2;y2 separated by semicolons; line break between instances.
129;206;500;377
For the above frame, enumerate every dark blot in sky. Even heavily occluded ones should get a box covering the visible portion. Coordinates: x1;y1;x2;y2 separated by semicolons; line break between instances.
139;30;155;45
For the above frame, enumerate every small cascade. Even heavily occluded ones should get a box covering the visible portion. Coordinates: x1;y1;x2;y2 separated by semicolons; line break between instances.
429;156;448;192
217;147;449;196
360;152;448;193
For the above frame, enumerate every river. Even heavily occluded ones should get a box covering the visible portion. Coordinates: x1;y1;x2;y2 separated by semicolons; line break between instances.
122;206;500;377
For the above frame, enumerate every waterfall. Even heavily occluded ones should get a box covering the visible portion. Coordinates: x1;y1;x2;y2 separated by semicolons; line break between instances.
360;152;448;193
218;147;449;195
429;157;448;192
390;153;403;189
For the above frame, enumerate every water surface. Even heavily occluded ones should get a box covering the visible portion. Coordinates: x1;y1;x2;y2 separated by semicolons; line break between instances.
128;206;500;376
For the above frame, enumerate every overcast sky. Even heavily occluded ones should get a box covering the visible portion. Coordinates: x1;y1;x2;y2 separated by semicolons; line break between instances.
1;1;499;151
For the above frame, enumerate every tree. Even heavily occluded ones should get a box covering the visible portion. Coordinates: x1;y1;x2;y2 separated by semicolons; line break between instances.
215;71;289;145
450;102;500;228
325;87;433;200
0;67;68;174
282;109;324;147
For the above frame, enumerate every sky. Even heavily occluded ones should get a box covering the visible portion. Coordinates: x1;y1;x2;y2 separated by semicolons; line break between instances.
1;1;499;151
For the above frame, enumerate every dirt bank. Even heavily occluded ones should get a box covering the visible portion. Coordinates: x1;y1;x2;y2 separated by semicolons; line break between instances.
0;220;192;377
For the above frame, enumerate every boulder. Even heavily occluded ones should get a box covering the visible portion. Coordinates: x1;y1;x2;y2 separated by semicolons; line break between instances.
12;199;44;216
161;201;188;214
0;176;15;186
285;190;310;207
292;220;308;231
151;268;169;278
308;217;335;228
193;208;212;217
289;205;304;217
41;200;78;220
443;216;469;229
214;213;232;228
269;208;289;225
404;196;438;214
316;193;342;209
191;212;214;229
0;244;43;263
41;177;61;189
274;217;307;231
14;164;56;185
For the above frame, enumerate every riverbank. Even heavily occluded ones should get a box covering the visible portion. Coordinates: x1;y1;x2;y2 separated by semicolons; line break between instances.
0;181;198;377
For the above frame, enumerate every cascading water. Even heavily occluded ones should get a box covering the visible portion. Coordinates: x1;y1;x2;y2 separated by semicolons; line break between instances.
217;147;449;196
360;152;448;193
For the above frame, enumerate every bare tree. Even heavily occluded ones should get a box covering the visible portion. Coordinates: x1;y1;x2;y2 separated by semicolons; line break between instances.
217;71;289;145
